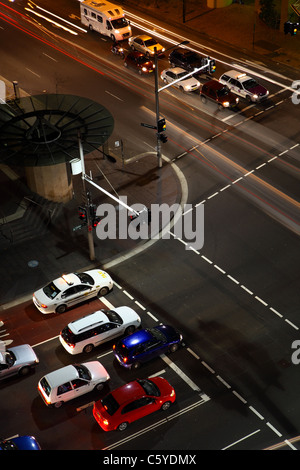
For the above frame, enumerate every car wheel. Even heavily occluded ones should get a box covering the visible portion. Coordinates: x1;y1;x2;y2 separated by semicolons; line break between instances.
110;34;115;42
131;361;141;370
138;69;143;75
161;401;171;411
125;325;136;335
56;304;67;314
201;95;207;103
218;103;224;111
246;95;252;103
95;382;104;391
19;366;30;376
88;24;93;32
83;344;94;354
179;86;185;93
117;422;128;431
131;44;135;51
54;401;63;408
124;61;128;67
98;286;109;296
169;343;179;353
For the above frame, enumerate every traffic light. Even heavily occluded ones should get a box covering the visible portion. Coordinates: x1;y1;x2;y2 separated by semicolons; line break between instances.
157;118;166;133
89;204;101;228
78;206;87;224
159;133;168;143
209;58;216;74
284;21;299;35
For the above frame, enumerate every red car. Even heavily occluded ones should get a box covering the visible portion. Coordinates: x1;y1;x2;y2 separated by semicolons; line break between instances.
93;377;176;431
124;51;155;75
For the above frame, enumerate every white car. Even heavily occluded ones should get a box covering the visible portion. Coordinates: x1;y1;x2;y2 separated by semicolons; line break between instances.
161;67;200;92
59;307;141;355
38;361;110;408
128;35;165;57
219;70;269;102
33;269;113;314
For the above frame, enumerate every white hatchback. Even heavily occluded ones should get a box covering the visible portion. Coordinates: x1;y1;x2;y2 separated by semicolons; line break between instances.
33;269;113;314
161;67;200;92
59;307;141;355
38;361;110;408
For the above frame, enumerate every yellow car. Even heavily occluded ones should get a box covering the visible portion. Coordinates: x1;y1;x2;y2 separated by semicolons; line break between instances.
128;35;165;57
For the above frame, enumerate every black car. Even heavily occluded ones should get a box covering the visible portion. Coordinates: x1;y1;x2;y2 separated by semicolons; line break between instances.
169;48;204;72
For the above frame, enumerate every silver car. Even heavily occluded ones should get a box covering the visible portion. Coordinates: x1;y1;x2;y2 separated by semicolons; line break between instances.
0;344;39;379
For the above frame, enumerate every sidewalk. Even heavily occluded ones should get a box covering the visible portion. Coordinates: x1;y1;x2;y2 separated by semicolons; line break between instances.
125;0;300;70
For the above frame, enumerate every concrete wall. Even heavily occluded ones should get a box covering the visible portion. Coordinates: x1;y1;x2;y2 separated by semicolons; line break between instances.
25;162;73;203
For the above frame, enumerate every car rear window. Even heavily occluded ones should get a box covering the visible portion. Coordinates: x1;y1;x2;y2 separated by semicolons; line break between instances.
74;272;94;285
40;377;51;397
101;393;120;416
43;282;60;299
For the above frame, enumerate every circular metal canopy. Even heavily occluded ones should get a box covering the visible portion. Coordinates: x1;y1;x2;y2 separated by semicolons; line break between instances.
0;94;114;166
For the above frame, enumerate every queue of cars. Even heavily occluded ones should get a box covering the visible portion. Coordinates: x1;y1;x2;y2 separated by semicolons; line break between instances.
0;269;183;437
117;34;269;107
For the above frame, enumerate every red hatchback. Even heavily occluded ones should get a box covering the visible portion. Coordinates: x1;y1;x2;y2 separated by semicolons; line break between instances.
124;51;155;75
93;377;176;431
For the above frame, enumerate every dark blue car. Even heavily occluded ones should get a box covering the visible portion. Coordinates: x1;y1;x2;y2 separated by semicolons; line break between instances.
113;324;183;369
0;435;41;450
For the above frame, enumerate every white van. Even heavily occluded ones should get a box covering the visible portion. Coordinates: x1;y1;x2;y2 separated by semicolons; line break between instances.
80;0;132;42
38;361;110;408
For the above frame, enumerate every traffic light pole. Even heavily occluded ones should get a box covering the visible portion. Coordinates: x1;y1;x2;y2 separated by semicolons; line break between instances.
154;48;162;169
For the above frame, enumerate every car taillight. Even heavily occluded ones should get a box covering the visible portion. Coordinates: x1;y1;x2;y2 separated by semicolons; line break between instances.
41;303;48;309
103;418;109;426
123;357;128;363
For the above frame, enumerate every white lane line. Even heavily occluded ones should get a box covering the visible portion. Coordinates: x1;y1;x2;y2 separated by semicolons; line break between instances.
162;354;202;392
266;422;282;437
249;406;264;420
26;68;41;78
105;90;123;101
222;429;261;450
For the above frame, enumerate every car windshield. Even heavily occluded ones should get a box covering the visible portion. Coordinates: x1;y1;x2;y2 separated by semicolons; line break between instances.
43;281;60;299
138;379;161;397
144;38;158;47
137;56;149;64
242;79;258;90
105;310;123;325
75;272;94;285
74;364;91;380
150;327;167;343
101;393;120;416
111;17;128;28
217;87;230;97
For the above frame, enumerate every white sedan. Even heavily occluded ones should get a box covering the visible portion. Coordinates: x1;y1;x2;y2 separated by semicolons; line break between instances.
160;67;200;92
33;269;113;314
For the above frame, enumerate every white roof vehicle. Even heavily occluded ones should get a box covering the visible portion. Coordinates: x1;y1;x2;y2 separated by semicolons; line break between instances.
33;269;113;314
38;361;110;408
161;67;200;92
59;307;141;354
219;70;269;102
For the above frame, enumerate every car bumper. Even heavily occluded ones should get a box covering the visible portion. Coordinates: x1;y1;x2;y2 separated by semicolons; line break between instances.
32;295;54;314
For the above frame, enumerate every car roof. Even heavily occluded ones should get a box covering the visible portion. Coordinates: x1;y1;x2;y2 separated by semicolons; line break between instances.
68;310;108;334
166;67;186;74
42;365;78;387
223;70;251;81
121;328;153;348
203;80;226;90
53;273;79;290
135;34;152;41
111;380;145;404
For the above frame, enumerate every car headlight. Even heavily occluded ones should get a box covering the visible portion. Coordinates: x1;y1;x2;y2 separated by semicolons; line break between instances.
142;67;147;72
253;94;258;100
236;97;239;103
223;101;230;107
162;47;165;52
